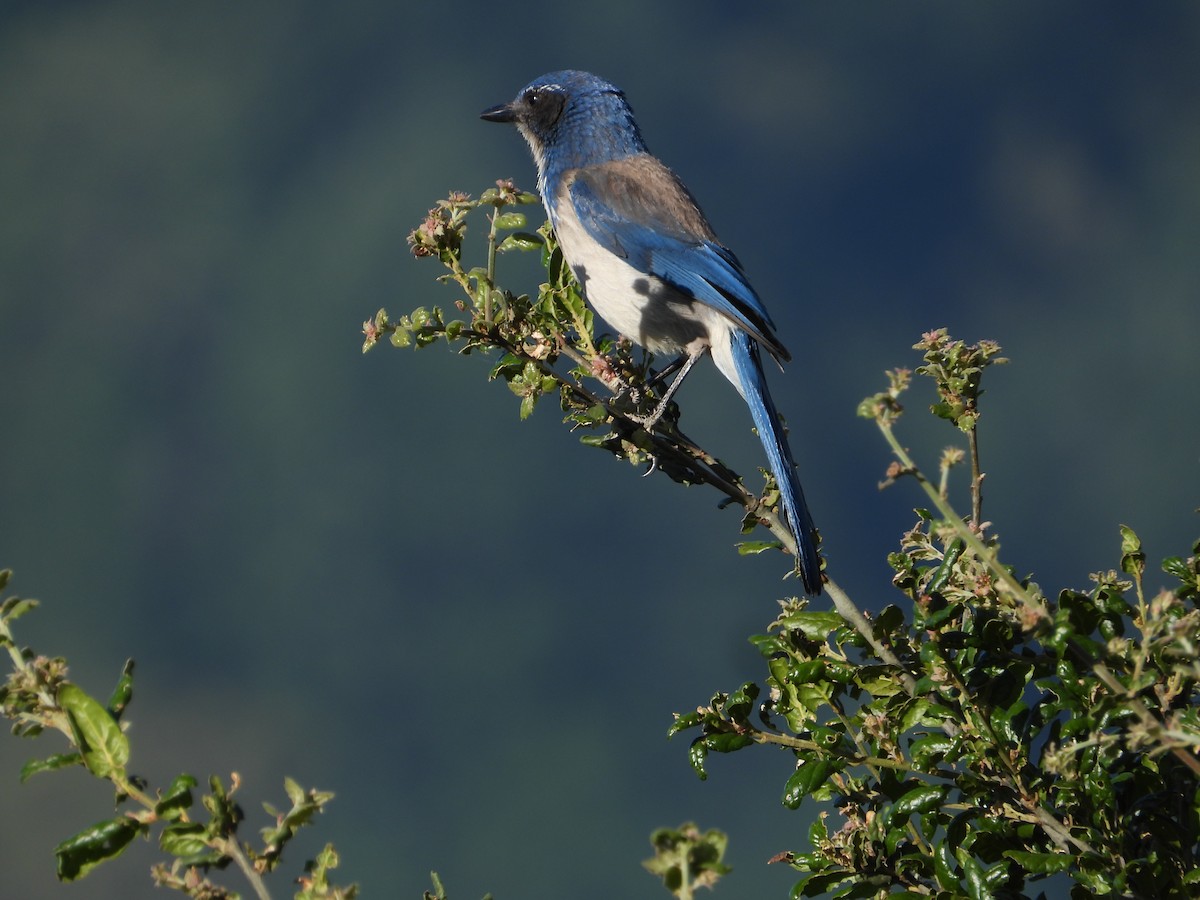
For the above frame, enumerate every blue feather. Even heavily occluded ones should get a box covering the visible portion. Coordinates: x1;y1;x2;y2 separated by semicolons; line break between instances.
727;330;821;591
567;159;789;363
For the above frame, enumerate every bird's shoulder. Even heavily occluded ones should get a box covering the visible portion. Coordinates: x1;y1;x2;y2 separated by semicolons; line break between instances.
563;154;717;244
558;154;789;364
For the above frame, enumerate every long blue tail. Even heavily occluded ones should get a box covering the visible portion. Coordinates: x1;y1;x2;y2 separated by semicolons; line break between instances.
727;331;821;594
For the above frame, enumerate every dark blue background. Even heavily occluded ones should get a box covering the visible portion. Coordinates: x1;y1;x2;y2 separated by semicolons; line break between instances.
2;3;1197;897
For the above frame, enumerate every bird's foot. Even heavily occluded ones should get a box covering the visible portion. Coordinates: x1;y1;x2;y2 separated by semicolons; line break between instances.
626;398;671;434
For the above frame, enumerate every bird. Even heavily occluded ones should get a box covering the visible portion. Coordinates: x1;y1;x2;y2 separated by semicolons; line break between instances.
481;70;822;594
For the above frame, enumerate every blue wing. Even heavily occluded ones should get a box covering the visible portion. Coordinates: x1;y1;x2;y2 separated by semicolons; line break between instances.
566;156;791;363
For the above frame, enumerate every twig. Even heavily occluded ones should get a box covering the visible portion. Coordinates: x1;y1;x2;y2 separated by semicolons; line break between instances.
218;837;272;900
967;427;983;528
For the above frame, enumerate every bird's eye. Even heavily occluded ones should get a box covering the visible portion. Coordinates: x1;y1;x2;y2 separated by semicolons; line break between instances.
519;87;565;128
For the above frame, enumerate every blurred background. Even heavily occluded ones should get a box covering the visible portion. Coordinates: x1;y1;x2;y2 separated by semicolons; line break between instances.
2;3;1198;897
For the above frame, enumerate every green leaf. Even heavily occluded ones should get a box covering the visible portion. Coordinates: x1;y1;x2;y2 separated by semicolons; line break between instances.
1;595;38;622
688;739;709;780
782;760;835;809
955;847;992;900
106;659;135;720
668;711;704;738
54;816;141;881
643;824;730;896
888;784;946;825
155;774;198;820
909;734;955;769
796;870;853;897
899;698;932;732
1119;524;1145;578
205;774;239;833
497;231;544;252
492;211;526;230
704;733;753;754
1003;849;1072;875
58;683;129;779
284;775;305;806
736;540;781;556
788;660;828;684
933;841;958;892
780;611;843;641
159;821;211;859
298;843;358;900
20;752;82;782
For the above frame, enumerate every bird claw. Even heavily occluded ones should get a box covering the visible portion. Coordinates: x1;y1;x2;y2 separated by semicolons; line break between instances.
628;408;666;433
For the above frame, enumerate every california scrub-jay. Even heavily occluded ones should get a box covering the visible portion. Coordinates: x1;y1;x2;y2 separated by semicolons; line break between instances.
481;70;821;594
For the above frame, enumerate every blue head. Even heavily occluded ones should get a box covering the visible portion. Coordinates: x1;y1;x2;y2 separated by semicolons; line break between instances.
481;70;647;187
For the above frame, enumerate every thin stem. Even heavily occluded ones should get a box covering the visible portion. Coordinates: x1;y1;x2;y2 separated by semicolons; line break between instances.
967;426;983;527
217;837;272;900
678;849;693;900
877;419;1047;622
113;775;159;813
484;209;499;326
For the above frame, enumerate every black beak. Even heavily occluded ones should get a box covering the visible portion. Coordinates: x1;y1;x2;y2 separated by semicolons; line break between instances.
480;103;515;123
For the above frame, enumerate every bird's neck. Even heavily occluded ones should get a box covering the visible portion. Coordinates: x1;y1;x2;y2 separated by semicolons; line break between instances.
537;106;646;199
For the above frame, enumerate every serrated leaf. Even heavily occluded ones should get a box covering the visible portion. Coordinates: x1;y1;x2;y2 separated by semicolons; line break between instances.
58;683;129;779
688;739;709;780
789;660;828;684
284;776;305;806
1002;849;1072;875
497;231;544;253
889;784;946;824
54;816;141;881
1119;524;1145;578
155;774;198;820
909;735;955;769
899;698;932;731
955;847;992;900
736;540;781;556
779;611;842;641
106;659;134;720
20;752;82;782
704;733;753;753
159;821;210;859
934;841;958;892
667;712;703;738
492;212;526;230
782;760;835;809
1;595;38;622
797;870;853;897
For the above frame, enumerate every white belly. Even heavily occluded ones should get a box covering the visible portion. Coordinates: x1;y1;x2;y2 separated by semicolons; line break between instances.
552;205;715;358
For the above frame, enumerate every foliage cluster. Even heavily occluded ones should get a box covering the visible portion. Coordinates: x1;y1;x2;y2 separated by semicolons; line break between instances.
4;183;1197;898
379;186;1200;898
0;569;353;899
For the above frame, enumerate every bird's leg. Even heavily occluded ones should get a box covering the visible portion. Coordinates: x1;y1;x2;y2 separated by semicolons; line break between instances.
606;351;684;410
631;347;704;432
644;354;687;391
623;353;686;434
